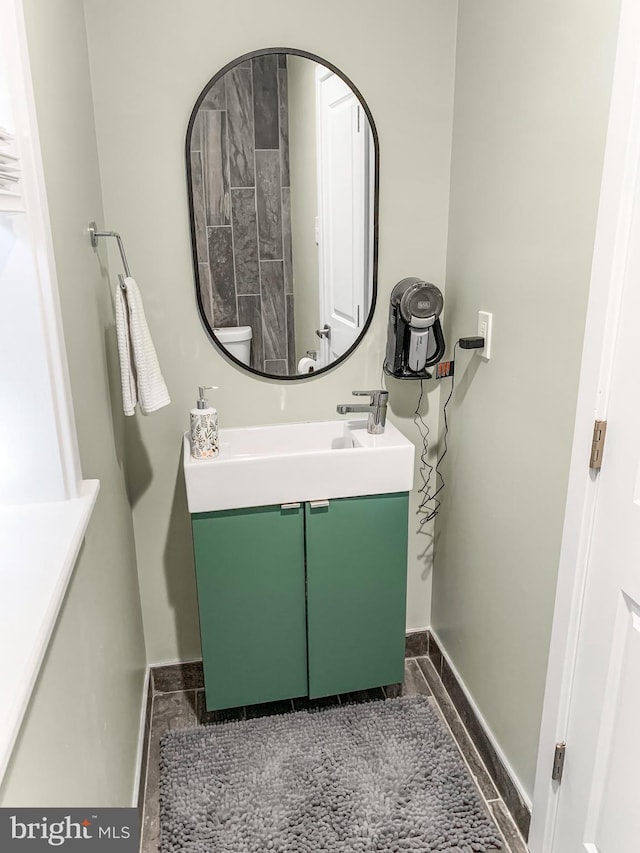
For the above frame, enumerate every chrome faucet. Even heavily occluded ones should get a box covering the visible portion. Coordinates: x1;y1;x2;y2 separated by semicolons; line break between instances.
336;390;389;434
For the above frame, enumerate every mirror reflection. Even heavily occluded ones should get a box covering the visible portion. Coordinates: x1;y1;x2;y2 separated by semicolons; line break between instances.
187;50;377;378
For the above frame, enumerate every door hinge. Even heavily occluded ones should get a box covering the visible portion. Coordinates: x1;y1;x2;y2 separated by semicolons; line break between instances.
589;419;607;470
552;742;566;782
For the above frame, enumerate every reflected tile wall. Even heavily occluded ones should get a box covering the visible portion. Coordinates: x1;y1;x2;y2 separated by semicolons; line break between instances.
256;150;283;261
282;187;293;295
208;227;237;327
278;69;290;188
261;261;287;361
231;188;260;294
238;294;264;371
200;77;226;110
198;263;214;328
226;68;254;188
286;294;296;374
252;54;279;149
190;151;208;263
202;111;230;227
191;53;295;373
264;359;287;375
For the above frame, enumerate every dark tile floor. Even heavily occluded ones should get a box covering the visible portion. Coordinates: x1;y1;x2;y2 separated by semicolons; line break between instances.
140;657;528;852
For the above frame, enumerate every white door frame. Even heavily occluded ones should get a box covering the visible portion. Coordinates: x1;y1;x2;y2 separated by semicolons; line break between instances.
529;0;640;849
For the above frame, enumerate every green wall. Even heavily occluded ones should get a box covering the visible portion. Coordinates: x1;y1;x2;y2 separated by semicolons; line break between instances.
82;0;458;663
2;0;623;809
0;0;146;806
433;0;621;798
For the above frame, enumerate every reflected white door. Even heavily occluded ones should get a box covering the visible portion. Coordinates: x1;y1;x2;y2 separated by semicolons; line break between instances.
316;68;370;365
551;146;640;850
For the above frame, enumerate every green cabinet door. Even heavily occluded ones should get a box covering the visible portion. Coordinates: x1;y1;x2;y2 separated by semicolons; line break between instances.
192;504;308;710
305;492;409;698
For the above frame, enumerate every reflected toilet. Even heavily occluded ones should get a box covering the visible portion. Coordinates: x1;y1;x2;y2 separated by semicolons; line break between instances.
214;325;253;366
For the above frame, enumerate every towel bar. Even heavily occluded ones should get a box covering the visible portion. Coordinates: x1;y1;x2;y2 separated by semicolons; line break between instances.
88;221;131;284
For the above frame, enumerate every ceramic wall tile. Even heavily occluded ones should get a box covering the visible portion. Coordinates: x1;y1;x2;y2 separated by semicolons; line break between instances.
190;151;208;263
261;261;286;360
190;111;203;152
200;77;226;110
278;68;290;188
238;294;264;370
190;56;294;374
282;187;293;295
252;54;279;149
286;293;296;374
231;188;260;294
256;150;283;261
198;263;214;328
226;68;254;188
208;227;237;326
202;110;230;227
264;359;287;375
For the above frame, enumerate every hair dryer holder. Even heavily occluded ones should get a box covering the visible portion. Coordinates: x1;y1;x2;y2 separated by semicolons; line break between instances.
383;278;446;379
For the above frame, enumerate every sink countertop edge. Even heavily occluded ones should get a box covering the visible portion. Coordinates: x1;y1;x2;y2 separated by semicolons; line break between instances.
182;420;416;514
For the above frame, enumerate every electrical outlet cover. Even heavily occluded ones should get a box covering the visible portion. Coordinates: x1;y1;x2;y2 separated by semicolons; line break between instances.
477;311;493;359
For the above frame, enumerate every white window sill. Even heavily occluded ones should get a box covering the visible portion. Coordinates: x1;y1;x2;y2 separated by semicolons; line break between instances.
0;479;100;784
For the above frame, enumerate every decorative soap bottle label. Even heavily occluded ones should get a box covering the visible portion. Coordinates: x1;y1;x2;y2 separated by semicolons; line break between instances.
190;410;219;459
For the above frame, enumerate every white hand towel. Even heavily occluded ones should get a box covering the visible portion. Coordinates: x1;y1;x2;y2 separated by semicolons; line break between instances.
115;277;170;416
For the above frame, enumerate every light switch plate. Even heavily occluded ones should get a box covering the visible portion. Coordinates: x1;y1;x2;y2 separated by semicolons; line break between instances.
477;311;493;359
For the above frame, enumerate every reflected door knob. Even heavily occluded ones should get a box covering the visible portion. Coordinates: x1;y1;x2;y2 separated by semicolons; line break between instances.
316;324;331;340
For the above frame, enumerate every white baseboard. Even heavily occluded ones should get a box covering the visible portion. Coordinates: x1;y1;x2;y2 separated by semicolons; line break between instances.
132;665;151;808
430;627;532;810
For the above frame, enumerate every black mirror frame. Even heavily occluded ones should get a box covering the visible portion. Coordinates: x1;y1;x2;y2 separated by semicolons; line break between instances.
185;47;379;381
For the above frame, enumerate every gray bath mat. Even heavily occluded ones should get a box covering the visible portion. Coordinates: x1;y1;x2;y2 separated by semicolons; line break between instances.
159;696;502;852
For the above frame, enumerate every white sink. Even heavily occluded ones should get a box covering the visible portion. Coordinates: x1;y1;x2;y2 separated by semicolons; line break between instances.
183;419;415;513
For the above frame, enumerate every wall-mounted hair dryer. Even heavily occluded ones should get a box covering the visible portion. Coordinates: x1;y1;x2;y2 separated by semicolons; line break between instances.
383;278;445;379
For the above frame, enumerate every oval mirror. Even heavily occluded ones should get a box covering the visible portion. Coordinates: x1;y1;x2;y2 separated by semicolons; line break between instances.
186;48;378;379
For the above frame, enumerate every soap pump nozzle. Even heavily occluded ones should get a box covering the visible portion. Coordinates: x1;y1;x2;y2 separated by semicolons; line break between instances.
197;385;218;409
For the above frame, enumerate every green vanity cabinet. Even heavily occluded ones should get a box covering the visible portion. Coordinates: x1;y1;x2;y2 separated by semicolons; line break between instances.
191;492;409;710
192;504;308;710
305;492;409;698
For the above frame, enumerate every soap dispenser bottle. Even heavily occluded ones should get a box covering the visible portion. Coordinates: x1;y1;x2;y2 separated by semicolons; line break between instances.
190;385;219;460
